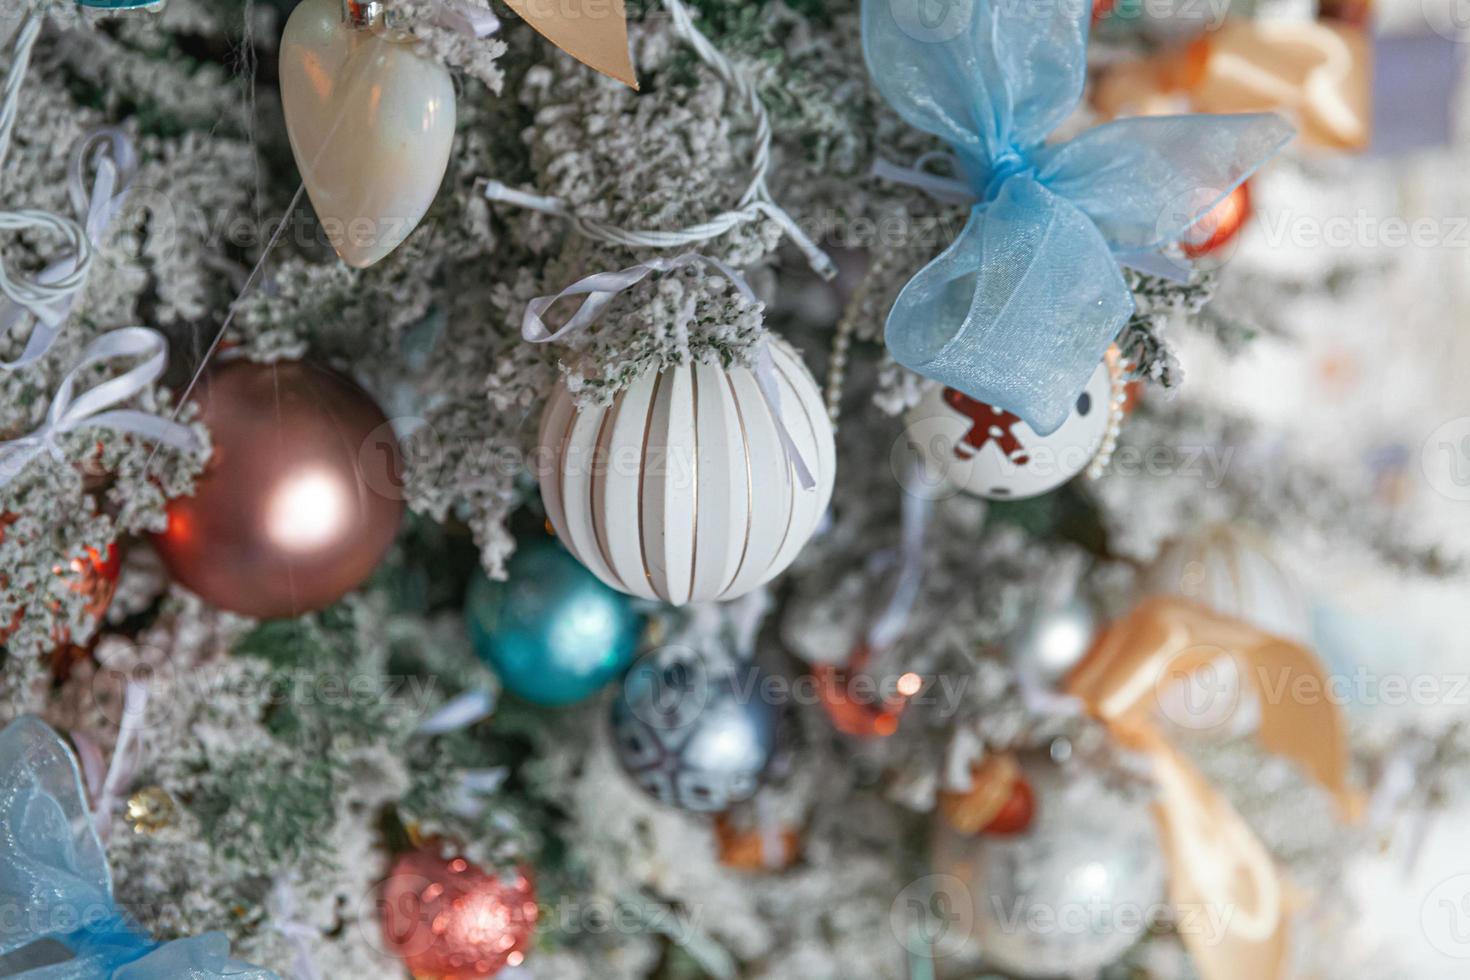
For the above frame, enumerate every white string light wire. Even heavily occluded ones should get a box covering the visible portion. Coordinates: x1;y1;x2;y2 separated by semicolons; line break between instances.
481;0;836;281
0;13;95;344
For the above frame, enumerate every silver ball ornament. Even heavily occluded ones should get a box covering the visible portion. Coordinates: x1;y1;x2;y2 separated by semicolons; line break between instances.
610;647;778;813
1010;592;1100;687
930;757;1166;977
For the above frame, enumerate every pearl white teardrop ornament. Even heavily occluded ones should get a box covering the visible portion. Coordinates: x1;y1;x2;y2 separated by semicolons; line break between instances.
536;342;836;606
279;0;456;268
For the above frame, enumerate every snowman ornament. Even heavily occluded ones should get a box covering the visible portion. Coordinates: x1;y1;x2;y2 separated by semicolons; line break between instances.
906;357;1125;500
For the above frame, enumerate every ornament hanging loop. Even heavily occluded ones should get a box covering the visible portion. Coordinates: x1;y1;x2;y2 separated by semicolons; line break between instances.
335;0;499;37
342;0;386;28
341;0;413;37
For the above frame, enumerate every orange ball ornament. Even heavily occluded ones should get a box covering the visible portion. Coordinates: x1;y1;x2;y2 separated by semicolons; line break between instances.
1181;182;1252;260
379;847;538;979
715;813;801;872
68;542;122;622
814;644;920;739
938;753;1036;837
1;514;121;666
153;360;403;619
983;777;1036;835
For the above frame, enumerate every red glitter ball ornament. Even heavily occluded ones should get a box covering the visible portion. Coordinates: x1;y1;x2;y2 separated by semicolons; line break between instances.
379;847;537;979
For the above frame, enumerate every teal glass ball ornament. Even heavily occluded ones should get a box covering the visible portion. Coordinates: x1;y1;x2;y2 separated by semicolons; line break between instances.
466;539;644;706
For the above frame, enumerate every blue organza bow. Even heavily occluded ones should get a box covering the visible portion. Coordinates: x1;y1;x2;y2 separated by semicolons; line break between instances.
0;717;278;979
864;0;1292;434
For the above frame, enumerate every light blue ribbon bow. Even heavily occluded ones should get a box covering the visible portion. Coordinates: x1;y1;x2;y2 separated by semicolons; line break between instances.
0;716;278;979
864;0;1293;434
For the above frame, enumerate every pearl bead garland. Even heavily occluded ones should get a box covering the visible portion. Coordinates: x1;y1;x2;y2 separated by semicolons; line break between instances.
1086;352;1129;481
825;309;856;427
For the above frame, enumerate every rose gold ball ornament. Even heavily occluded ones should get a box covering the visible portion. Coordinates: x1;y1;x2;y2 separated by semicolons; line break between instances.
380;846;538;979
153;360;403;619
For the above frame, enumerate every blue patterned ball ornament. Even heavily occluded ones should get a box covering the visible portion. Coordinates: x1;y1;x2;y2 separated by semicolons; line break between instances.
610;647;778;813
466;539;644;707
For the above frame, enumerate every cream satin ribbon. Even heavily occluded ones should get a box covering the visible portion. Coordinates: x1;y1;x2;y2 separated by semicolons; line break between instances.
1066;595;1359;980
1189;21;1370;152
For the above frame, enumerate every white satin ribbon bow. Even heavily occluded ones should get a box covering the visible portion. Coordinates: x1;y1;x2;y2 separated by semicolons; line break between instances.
0;326;201;488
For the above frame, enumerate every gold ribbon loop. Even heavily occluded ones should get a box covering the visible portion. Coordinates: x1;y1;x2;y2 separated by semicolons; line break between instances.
1066;595;1358;980
1094;21;1371;151
504;0;638;88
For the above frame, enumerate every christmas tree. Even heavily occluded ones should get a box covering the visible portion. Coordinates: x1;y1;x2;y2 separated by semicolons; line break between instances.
2;0;1467;977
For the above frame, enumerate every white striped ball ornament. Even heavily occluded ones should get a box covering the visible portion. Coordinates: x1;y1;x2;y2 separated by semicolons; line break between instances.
536;343;835;606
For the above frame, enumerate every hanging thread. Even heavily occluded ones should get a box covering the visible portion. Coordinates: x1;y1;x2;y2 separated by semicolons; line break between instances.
149;0;493;474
